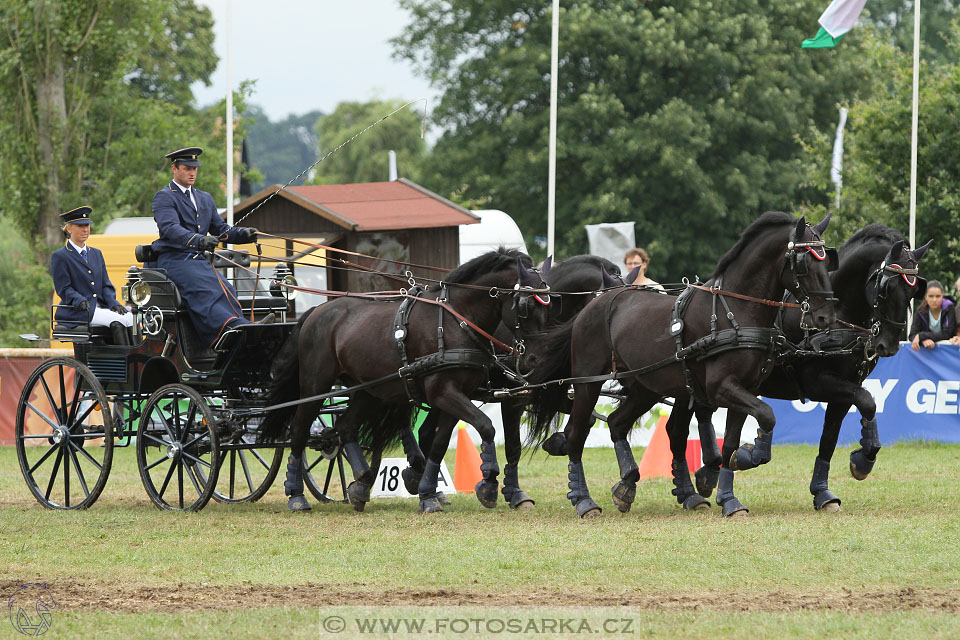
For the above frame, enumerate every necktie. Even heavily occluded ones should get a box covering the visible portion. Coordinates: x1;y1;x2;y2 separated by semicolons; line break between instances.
187;187;197;210
81;248;88;263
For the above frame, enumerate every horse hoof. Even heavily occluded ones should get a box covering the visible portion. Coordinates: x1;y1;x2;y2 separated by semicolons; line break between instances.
682;494;710;510
813;489;842;511
611;481;636;513
695;466;719;498
849;449;876;481
506;490;535;510
575;498;602;518
726;508;749;518
418;497;444;514
437;491;452;505
818;501;842;513
542;432;568;456
475;481;499;508
401;467;421;495
720;497;749;518
287;495;311;512
347;481;371;512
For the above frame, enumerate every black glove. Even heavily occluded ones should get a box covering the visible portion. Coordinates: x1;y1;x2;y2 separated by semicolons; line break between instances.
76;300;89;312
241;227;259;243
111;304;128;315
198;236;220;252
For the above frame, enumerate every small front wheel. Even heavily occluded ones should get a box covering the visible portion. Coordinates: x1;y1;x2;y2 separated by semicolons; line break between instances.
136;384;219;511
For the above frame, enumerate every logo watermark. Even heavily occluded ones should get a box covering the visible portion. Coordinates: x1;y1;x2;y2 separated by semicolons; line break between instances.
320;611;635;635
8;583;56;636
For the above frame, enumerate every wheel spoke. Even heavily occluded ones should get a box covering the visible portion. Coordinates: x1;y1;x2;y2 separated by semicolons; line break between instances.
180;449;212;469
156;458;177;495
178;460;185;509
71;398;99;429
145;454;172;473
143;431;173;447
239;451;255;494
184;464;203;497
63;443;71;507
45;448;64;501
181;402;198;444
306;454;324;473
250;448;271;471
38;374;62;424
64;373;83;428
229;450;237;499
58;365;67;422
26;401;60;431
67;444;91;499
27;443;59;475
72;443;104;471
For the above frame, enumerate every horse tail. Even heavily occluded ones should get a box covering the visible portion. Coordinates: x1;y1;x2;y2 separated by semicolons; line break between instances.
524;319;576;445
355;392;410;453
258;306;318;443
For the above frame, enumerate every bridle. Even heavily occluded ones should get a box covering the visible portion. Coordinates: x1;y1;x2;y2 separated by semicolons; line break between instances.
865;260;924;336
494;274;551;356
779;234;839;329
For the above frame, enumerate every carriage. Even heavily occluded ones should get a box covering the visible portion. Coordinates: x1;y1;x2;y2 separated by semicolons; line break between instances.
15;246;348;512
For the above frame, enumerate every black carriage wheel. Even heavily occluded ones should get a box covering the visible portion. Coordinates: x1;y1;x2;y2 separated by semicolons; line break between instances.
136;384;219;512
303;408;348;504
15;357;115;510
206;433;284;504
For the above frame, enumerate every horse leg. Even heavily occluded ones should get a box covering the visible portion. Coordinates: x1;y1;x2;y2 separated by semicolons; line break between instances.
425;386;502;509
665;400;709;510
810;402;849;512
541;398;573;456
607;390;656;513
417;412;458;513
716;410;749;517
718;384;776;472
848;386;882;480
501;399;534;509
401;409;432;495
283;401;322;513
693;404;721;497
332;403;376;512
566;381;603;518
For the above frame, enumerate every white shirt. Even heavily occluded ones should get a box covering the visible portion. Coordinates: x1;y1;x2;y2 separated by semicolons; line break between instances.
172;180;198;210
68;239;88;255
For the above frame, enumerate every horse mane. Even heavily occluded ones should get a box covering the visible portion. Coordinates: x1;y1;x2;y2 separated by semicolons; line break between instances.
711;211;796;279
550;254;622;279
839;223;908;254
442;247;532;285
831;224;907;295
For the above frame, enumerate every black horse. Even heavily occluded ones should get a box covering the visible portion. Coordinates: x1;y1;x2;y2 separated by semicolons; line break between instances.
406;254;625;511
693;224;931;516
259;248;551;514
527;212;837;517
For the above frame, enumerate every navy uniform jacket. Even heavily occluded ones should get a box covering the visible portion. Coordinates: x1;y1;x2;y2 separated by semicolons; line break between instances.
51;243;120;325
151;181;252;346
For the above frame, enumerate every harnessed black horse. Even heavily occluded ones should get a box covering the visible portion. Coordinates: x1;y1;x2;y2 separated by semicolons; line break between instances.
259;248;551;514
691;225;931;516
526;212;838;517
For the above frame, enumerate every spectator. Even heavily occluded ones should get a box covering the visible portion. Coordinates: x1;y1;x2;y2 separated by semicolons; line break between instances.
909;280;958;350
624;248;664;291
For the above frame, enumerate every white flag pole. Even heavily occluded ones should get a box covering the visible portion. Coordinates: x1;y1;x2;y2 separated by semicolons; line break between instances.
908;0;920;250
546;0;559;259
226;0;234;228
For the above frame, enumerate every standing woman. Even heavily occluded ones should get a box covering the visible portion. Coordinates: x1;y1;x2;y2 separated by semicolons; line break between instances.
50;206;133;345
624;247;664;291
909;280;957;351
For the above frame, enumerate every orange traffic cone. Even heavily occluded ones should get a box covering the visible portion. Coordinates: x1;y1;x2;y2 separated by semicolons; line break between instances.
637;414;673;479
453;426;484;493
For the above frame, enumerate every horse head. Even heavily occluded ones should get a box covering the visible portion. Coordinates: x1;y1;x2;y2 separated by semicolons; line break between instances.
502;257;551;339
868;238;932;357
785;214;838;330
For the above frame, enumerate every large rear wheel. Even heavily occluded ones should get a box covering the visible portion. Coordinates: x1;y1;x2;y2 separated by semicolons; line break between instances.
136;384;219;511
16;357;114;510
208;426;284;504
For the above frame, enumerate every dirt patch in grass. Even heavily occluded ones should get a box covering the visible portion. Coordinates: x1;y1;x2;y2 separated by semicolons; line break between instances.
3;580;957;614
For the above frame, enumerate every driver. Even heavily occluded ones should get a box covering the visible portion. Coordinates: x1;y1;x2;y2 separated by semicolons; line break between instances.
150;147;272;348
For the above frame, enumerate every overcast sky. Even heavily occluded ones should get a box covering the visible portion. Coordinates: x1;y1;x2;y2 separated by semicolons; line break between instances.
192;0;438;122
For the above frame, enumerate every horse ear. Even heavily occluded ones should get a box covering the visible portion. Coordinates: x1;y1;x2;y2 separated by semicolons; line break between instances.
793;216;806;242
913;239;933;261
625;265;641;285
600;266;619;289
887;240;904;262
812;211;833;236
540;256;553;279
516;257;540;287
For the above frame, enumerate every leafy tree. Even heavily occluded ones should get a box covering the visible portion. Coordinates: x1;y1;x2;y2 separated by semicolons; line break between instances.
0;218;53;346
797;29;960;283
866;0;959;64
309;99;427;185
394;0;882;279
245;106;323;190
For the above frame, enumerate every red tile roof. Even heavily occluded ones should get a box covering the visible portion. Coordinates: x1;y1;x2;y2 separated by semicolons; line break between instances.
278;179;478;231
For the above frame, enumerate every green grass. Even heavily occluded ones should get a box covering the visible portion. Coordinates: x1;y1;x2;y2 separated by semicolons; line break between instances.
1;442;959;639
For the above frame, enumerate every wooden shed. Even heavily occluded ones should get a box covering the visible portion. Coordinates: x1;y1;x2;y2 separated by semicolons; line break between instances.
232;178;479;293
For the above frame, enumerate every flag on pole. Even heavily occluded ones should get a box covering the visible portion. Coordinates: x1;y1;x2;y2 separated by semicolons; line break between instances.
801;0;868;48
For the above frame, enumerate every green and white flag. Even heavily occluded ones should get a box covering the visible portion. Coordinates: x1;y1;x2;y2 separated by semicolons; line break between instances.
802;0;868;49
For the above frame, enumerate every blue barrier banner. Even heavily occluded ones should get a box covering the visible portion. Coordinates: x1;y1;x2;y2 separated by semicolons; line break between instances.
765;343;960;445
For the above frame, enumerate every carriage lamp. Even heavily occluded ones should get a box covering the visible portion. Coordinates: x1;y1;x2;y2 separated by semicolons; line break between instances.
129;280;152;307
270;263;298;300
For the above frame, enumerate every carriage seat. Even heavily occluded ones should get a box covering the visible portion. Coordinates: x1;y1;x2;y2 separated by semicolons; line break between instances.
51;323;112;343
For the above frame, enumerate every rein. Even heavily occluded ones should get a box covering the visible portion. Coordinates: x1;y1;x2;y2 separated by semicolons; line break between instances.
686;283;807;309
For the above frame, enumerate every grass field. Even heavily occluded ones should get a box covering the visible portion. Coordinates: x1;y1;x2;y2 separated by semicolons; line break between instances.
1;441;959;639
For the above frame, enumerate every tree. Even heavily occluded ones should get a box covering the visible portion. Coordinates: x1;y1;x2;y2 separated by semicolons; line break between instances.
309;99;427;185
245;106;323;190
394;0;882;279
798;29;960;282
866;0;959;64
